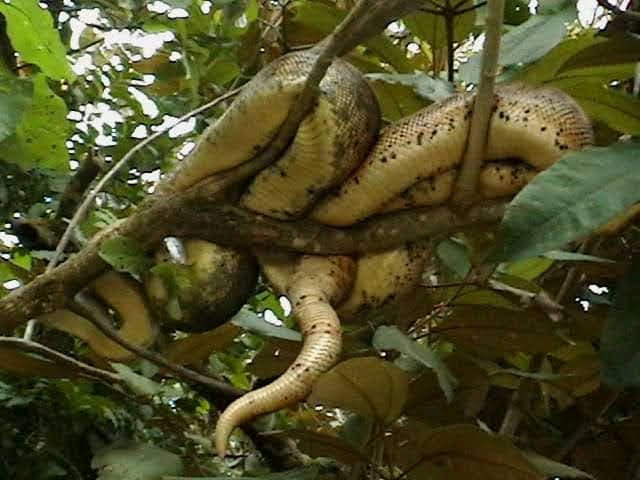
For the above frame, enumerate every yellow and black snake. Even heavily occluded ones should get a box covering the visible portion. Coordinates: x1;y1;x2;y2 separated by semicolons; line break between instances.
41;49;594;457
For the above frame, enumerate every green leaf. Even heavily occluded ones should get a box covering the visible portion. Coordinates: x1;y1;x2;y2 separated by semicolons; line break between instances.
0;77;32;143
98;237;153;278
436;238;471;279
110;363;163;397
0;0;74;81
550;79;640;135
93;441;183;480
460;6;575;83
490;142;640;262
558;32;640;73
600;258;640;388
2;74;70;170
522;451;594;479
365;72;454;102
543;250;613;263
372;326;457;401
231;307;302;341
502;257;554;280
405;2;476;50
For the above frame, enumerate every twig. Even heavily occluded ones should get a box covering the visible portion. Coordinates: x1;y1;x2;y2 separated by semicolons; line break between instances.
450;0;505;207
0;336;120;383
444;0;455;82
72;292;243;399
595;0;640;20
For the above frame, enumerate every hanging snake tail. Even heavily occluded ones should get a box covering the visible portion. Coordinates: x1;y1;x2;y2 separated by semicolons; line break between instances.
215;255;355;457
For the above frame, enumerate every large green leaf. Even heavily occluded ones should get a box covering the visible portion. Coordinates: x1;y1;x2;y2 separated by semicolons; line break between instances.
2;74;70;170
0;0;74;81
373;325;457;401
0;77;32;143
93;442;184;480
460;6;576;83
558;33;640;72
550;79;640;135
404;2;477;50
600;258;640;388
490;142;640;262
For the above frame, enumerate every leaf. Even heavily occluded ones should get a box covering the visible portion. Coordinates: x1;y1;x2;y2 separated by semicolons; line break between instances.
406;354;489;426
0;346;82;378
111;363;163;396
522;451;593;479
459;6;576;83
92;441;183;480
369;76;428;121
164;323;241;366
308;357;409;424
231;307;302;341
436;238;471;279
405;2;476;50
372;326;457;402
490;142;640;262
0;0;74;81
551;79;640;135
502;257;554;280
433;305;567;354
99;237;153;278
163;467;319;480
543;250;613;263
248;338;300;379
0;77;32;144
2;74;70;170
275;430;365;464
387;424;543;480
365;73;454;102
600;258;640;387
558;32;640;72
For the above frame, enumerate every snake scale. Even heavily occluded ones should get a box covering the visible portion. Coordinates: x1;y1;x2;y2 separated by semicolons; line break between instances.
41;49;593;456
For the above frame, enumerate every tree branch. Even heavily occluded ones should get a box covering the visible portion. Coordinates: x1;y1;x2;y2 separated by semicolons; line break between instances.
450;0;505;207
0;194;507;332
595;0;640;20
0;336;120;383
71;293;243;400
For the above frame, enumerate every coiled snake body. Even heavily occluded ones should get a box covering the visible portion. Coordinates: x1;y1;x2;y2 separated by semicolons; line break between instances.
44;49;594;456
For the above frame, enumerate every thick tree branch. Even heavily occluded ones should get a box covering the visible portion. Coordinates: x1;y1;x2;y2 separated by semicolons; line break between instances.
451;0;505;207
0;193;507;332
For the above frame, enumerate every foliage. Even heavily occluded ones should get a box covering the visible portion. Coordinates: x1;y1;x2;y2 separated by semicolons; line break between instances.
1;0;640;479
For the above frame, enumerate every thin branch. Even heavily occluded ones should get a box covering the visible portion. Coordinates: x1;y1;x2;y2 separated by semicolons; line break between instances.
49;88;243;272
450;0;505;207
444;2;455;82
419;6;445;15
0;336;120;383
72;292;243;400
595;0;640;20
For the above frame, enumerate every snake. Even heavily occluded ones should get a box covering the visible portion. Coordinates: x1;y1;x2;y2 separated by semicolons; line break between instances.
39;48;593;457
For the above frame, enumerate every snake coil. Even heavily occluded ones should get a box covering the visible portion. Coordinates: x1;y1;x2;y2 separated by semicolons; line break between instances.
41;49;593;457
